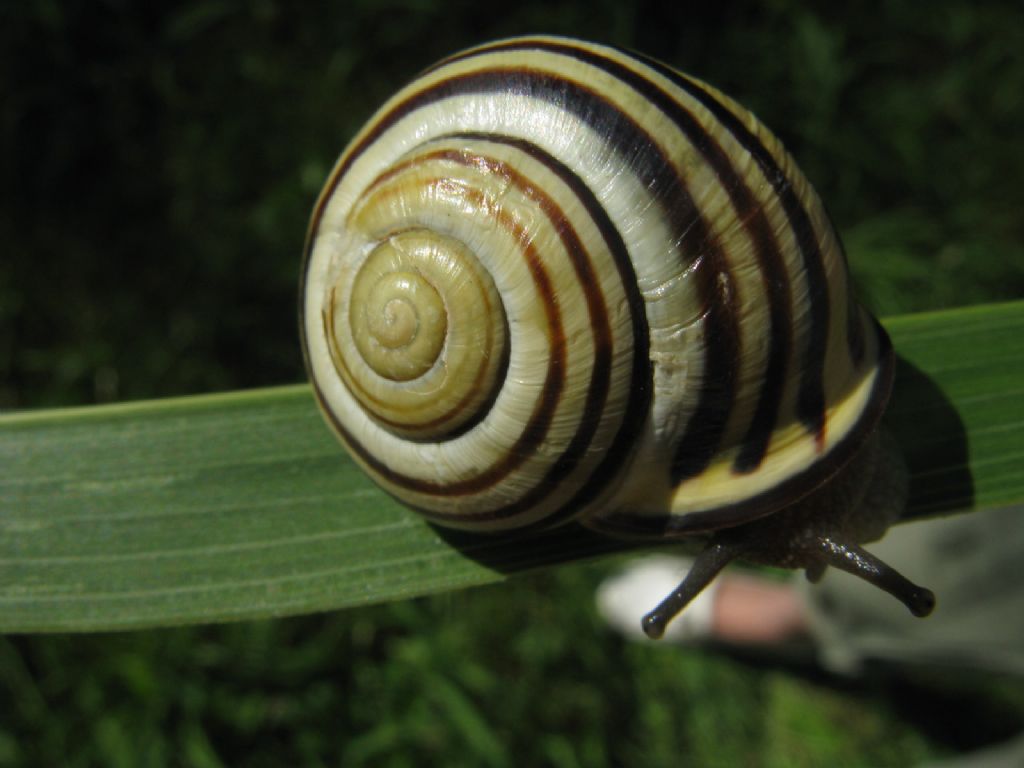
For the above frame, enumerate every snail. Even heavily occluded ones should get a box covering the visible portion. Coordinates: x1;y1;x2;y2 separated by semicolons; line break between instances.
300;36;936;638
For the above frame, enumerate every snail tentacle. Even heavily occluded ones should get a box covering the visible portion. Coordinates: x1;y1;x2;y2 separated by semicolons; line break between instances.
641;538;747;640
809;538;936;618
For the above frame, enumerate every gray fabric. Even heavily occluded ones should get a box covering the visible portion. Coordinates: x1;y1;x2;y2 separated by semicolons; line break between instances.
800;505;1024;767
801;505;1024;677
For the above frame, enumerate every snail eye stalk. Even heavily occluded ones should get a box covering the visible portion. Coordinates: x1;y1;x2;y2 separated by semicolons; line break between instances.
808;537;935;618
641;538;745;640
642;523;935;640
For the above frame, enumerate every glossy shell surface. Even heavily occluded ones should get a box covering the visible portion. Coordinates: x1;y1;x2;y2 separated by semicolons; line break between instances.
301;36;893;536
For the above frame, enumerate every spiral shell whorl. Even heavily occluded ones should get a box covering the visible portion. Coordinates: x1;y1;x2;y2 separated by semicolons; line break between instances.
327;229;508;440
306;130;642;530
349;244;448;383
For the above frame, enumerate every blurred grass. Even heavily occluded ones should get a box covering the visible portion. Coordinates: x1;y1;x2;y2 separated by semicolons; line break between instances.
2;0;1024;766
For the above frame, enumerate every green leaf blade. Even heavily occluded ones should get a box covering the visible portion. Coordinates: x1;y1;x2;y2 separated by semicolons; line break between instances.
2;301;1022;632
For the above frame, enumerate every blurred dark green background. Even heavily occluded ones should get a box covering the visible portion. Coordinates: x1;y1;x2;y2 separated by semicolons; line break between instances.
2;1;1023;765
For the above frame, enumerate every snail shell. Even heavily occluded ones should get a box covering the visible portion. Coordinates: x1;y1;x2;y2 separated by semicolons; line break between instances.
301;36;933;633
303;35;888;529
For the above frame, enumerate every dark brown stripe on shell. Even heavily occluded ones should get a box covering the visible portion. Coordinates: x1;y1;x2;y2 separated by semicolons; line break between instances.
626;48;832;443
499;40;794;475
443;133;653;527
410;147;616;521
448;69;729;483
432;41;786;477
589;318;894;537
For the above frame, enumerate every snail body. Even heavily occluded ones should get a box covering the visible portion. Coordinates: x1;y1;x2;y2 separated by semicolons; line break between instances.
302;36;934;636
